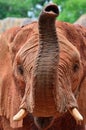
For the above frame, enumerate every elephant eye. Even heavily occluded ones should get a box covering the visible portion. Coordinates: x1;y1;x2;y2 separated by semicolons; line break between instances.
18;65;24;75
73;63;79;72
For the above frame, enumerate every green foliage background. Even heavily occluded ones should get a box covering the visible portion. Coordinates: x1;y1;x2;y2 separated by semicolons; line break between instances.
0;0;31;18
53;0;86;23
0;0;86;23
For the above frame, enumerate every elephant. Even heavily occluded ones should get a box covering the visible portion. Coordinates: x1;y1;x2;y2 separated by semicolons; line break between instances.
0;3;86;130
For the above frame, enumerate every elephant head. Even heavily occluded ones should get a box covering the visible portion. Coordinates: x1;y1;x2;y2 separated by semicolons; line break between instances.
0;3;86;130
12;3;84;129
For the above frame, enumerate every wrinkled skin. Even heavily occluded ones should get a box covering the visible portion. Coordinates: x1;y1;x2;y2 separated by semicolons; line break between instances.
0;3;86;130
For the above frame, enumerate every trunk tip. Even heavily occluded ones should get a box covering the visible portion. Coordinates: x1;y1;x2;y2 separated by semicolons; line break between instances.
44;3;59;17
39;3;59;23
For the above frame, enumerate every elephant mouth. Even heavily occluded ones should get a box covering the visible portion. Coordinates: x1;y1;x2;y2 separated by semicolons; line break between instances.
34;116;54;130
13;107;83;126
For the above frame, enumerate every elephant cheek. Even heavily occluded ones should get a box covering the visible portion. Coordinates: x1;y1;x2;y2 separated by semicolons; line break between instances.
26;90;35;113
18;82;35;114
55;85;78;113
66;92;78;109
65;90;78;110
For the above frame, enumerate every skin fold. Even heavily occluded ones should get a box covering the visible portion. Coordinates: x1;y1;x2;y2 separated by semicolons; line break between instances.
0;3;86;130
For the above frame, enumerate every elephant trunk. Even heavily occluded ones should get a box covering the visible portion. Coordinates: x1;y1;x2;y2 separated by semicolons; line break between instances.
32;4;59;117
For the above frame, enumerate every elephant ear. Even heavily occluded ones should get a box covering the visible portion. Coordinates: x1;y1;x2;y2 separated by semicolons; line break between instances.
0;34;23;128
78;76;86;124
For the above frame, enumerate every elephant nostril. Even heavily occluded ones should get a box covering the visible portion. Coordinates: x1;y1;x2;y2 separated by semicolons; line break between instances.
34;117;54;129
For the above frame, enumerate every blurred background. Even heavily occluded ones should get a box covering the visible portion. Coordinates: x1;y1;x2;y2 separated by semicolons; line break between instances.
0;0;86;33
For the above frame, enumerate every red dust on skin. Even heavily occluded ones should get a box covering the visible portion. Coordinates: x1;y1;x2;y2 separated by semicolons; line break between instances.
0;3;86;130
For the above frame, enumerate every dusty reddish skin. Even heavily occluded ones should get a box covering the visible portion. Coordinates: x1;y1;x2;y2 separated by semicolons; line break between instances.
0;20;86;130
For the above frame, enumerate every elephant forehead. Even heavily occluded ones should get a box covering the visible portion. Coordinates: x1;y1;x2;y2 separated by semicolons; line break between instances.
16;35;38;62
58;32;80;60
17;33;38;55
